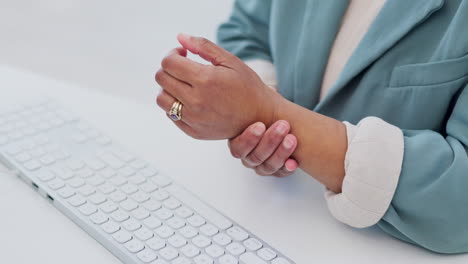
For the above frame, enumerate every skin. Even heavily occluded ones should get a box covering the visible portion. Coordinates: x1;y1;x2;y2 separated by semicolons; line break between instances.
156;34;347;193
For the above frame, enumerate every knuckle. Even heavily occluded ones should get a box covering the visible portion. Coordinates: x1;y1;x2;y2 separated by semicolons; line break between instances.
255;168;269;177
241;159;255;169
161;55;174;69
261;162;278;174
247;151;264;166
155;70;165;84
156;93;165;108
230;147;241;159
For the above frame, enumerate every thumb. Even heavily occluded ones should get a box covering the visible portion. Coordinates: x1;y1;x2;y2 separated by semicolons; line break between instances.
177;33;238;67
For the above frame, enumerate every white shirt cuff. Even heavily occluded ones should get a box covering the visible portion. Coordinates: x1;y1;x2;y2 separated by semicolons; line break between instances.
325;117;404;228
244;59;278;89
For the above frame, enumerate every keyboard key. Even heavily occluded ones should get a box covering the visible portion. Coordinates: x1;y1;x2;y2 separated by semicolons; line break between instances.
227;227;249;241
152;190;169;201
53;167;74;180
192;235;211;248
239;252;267;264
68;177;85;188
163;198;181;210
24;160;41;171
172;257;190;264
150;174;172;187
122;218;142;232
179;226;199;239
167;185;232;230
100;168;116;178
180;244;200;258
193;254;214;264
88;193;107;205
110;175;127;186
98;183;116;194
100;153;125;169
101;220;120;234
272;258;292;264
111;210;130;222
108;190;127;203
79;203;97;216
140;167;158;177
146;237;166;250
89;211;109;225
121;199;139;211
130;159;147;169
210;234;231;247
134;227;154;241
96;136;112;146
137;248;157;263
132;191;150;203
140;182;158;193
100;201;118;214
243;238;262;251
37;171;55;182
155;208;173;220
125;239;145;253
219;254;238;264
113;230;132;244
226;243;246;256
168;235;187;248
142;199;161;211
78;184;96;196
67;159;85;171
205;244;225;258
132;208;150;220
187;215;206;227
120;166;136;177
159;247;179;261
87;175;105;186
85;159;106;171
257;248;277;261
15;152;31;163
39;155;55;165
48;179;65;190
77;169;94;179
167;217;186;229
121;184;138;195
175;207;193;218
155;225;174;238
57;187;75;198
143;216;162;229
200;224;219;237
129;175;146;185
68;195;86;207
112;149;135;162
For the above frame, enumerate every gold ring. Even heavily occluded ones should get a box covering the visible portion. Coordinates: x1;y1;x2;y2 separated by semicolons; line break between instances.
168;100;183;121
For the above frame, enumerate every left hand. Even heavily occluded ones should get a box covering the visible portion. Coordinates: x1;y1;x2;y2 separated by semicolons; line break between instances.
155;34;283;140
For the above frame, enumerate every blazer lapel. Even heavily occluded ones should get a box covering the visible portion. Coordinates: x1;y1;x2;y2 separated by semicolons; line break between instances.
314;0;445;112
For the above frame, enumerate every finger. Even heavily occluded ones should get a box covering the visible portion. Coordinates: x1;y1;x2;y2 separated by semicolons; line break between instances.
161;48;205;84
155;69;191;104
255;134;297;175
177;33;240;67
272;159;299;178
169;47;188;57
244;120;290;167
228;122;266;159
156;89;193;124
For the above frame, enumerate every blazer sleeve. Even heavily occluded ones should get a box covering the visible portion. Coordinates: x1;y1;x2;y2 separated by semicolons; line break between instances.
217;0;273;62
378;83;468;254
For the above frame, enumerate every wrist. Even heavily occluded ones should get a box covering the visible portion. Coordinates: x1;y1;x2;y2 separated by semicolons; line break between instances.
258;87;287;127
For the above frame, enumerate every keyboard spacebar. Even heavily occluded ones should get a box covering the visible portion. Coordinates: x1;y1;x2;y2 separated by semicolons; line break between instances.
166;185;233;230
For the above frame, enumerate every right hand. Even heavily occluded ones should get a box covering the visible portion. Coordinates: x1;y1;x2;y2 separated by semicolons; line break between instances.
228;120;299;177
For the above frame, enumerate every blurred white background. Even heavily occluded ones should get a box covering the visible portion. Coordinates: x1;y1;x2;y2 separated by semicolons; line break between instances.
0;0;234;104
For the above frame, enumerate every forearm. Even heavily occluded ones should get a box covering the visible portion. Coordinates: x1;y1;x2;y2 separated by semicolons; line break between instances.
273;98;347;192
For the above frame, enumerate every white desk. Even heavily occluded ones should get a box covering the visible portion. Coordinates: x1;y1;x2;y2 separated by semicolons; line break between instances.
0;66;465;264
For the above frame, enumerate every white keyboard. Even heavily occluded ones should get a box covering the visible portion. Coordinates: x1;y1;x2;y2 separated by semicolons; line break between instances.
0;99;294;264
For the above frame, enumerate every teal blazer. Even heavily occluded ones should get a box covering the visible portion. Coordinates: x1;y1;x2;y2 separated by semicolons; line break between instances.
217;0;468;254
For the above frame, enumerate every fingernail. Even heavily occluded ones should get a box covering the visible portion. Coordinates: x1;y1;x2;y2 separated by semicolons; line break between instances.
283;137;294;149
253;123;264;136
285;164;294;172
276;122;288;134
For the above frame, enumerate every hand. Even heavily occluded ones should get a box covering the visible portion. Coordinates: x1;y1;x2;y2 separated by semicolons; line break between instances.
229;120;299;177
155;34;283;140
